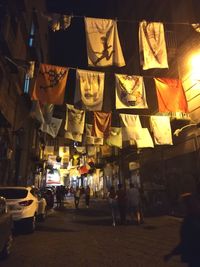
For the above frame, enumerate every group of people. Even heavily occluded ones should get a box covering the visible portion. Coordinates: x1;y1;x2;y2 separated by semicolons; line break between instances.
107;183;143;227
55;185;91;209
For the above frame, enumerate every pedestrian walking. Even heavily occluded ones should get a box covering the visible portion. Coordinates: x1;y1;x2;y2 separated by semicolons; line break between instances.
74;186;81;209
85;185;91;208
107;186;118;227
116;183;127;225
56;186;62;208
164;193;200;267
127;183;141;225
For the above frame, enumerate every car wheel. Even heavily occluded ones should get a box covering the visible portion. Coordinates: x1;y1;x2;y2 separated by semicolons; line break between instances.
38;208;47;222
26;216;36;233
0;234;13;259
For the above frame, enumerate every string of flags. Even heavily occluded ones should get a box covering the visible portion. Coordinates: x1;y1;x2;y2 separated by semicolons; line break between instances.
31;64;188;113
29;15;194;149
38;104;174;149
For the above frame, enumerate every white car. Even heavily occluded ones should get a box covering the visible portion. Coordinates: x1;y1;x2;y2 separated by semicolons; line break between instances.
0;186;47;233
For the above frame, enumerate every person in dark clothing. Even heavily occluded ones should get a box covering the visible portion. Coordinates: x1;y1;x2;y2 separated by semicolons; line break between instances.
107;186;118;226
164;193;200;267
74;186;81;209
56;186;62;208
85;185;91;208
116;183;127;225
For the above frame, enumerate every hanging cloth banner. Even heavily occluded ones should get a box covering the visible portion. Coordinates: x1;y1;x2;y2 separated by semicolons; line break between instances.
150;115;173;145
75;146;86;154
133;128;154;148
49;14;72;32
84;17;125;67
75;69;105;111
154;78;188;113
65;104;85;134
64;131;82;142
85;124;104;145
139;21;168;70
87;145;97;157
115;74;148;109
32;63;69;105
30;101;45;124
191;23;200;33
100;145;112;157
40;117;62;138
42;104;54;124
120;114;142;143
106;126;122;148
92;111;111;139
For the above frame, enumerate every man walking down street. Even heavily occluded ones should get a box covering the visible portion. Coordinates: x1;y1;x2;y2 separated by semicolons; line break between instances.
74;186;81;209
85;185;91;208
116;183;127;225
127;183;141;225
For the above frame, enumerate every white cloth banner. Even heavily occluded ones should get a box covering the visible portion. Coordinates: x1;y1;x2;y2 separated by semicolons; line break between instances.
43;104;54;124
120;114;142;142
139;20;168;70
115;74;148;109
150;116;173;145
40;117;62;138
75;69;105;111
84;17;125;67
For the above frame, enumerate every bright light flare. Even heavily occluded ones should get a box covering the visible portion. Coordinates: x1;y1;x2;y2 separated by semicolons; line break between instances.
190;53;200;82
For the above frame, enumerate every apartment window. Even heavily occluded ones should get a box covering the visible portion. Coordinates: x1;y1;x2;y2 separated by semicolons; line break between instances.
23;21;35;93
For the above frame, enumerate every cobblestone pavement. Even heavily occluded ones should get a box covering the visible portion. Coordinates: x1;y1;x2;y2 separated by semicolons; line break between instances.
61;197;186;267
1;197;187;267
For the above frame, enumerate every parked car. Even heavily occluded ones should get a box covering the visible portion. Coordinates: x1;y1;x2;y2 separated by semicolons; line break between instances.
0;197;12;259
0;186;47;233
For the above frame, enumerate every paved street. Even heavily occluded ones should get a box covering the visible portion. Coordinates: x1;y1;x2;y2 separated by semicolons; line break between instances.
1;197;187;267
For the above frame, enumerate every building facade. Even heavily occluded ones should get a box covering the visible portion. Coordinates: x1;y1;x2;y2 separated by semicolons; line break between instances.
0;0;49;185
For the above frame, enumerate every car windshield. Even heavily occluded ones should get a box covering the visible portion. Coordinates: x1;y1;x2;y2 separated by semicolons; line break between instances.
0;188;28;199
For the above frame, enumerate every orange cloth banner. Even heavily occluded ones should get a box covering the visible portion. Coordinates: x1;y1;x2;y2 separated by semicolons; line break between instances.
32;63;69;105
154;78;188;113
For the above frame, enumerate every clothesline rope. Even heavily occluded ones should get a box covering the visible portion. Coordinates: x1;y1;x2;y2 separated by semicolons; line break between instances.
47;12;194;26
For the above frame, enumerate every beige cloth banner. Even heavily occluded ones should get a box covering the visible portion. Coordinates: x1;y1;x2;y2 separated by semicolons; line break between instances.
133;128;154;148
106;127;122;148
64;131;82;142
115;74;148;109
85;17;125;67
139;21;168;70
75;69;105;111
65;104;85;134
